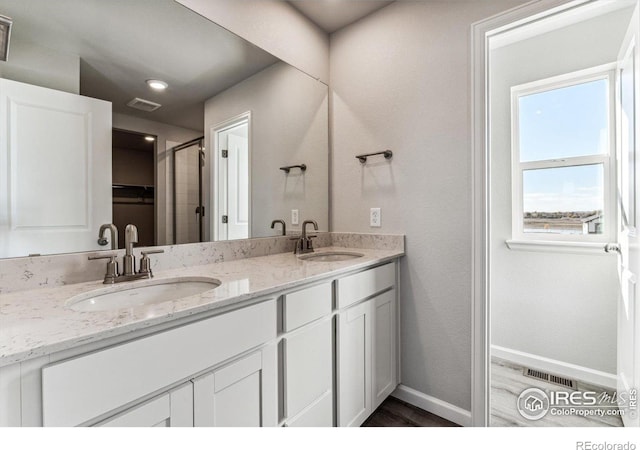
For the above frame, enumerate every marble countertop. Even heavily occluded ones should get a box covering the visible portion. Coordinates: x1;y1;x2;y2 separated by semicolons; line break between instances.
0;246;403;367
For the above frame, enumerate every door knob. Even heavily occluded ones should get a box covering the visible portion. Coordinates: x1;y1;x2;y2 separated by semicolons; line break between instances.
604;243;621;254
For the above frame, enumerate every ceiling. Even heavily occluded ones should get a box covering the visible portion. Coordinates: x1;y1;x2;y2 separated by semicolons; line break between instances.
0;0;278;131
288;0;394;34
0;0;399;131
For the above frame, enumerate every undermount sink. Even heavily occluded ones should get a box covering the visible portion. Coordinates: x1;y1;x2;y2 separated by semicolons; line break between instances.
298;251;364;262
66;277;221;312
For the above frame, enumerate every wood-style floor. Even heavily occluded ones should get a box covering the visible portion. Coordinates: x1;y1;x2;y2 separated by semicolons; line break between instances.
490;358;623;427
361;397;459;427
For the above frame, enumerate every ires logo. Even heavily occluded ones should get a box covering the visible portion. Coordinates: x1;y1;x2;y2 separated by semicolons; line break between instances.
550;391;598;406
517;387;634;421
517;388;550;420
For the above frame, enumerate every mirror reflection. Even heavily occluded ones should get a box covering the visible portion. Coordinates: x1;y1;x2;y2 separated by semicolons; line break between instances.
0;0;329;258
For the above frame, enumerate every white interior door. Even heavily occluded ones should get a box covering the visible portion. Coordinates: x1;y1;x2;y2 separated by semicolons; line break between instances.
216;118;249;241
616;5;640;428
0;78;112;257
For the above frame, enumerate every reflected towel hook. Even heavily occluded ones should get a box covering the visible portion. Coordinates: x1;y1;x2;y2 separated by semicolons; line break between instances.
280;164;307;173
356;150;393;164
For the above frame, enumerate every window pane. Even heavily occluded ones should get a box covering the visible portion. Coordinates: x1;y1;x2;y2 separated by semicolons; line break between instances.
519;79;608;162
523;164;604;235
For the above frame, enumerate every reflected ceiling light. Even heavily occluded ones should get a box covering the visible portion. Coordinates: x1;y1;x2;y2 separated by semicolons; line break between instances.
144;136;155;142
146;79;168;91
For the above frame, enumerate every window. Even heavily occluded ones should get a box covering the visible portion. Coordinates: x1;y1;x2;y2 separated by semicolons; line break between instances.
511;66;615;245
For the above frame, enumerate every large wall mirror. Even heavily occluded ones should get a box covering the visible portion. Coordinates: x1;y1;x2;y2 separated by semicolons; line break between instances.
0;0;328;258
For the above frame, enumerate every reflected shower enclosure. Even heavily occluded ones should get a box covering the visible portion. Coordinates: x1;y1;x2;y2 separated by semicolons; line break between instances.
172;138;204;245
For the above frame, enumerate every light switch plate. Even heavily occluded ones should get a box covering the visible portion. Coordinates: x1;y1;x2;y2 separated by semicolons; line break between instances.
370;208;381;227
292;209;299;225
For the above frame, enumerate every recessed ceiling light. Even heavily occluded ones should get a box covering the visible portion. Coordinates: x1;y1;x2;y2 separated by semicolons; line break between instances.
146;79;168;91
144;136;155;142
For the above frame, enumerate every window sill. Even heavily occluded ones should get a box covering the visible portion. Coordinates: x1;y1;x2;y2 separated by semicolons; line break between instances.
505;239;611;255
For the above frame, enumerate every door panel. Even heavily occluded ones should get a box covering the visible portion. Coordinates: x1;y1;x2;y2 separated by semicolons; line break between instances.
337;301;371;427
96;383;193;427
283;319;332;421
617;5;640;428
193;346;277;427
0;78;112;257
227;132;249;240
373;289;397;409
216;117;249;241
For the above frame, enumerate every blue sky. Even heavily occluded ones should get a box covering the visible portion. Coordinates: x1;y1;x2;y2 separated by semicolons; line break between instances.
519;79;607;212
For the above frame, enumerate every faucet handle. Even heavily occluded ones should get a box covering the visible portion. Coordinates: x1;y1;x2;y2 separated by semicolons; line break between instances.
139;249;164;277
88;253;117;261
88;254;119;284
140;249;164;257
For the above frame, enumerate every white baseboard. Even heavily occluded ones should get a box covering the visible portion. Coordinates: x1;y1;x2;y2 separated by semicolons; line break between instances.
491;345;617;390
391;384;471;427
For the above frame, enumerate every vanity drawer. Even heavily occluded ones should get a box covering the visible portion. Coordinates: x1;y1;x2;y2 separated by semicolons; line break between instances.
283;282;332;332
42;299;276;427
336;263;395;309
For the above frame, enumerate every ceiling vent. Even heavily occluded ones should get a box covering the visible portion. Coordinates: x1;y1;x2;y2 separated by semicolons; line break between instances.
126;97;161;112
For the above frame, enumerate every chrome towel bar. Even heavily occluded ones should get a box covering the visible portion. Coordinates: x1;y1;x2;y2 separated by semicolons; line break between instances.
356;150;393;163
280;164;307;173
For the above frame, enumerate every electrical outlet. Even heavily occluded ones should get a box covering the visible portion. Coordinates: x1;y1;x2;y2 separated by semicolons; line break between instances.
291;209;299;225
370;208;381;227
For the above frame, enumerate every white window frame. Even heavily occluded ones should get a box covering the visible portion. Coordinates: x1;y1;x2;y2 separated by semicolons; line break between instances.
509;64;617;249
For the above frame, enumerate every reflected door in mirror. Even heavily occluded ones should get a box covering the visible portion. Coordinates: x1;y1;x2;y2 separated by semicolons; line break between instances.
0;78;112;258
216;115;250;241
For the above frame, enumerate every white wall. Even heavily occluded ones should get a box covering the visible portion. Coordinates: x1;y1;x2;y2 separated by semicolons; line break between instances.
330;0;528;412
489;8;633;376
204;61;328;239
112;113;202;246
176;0;329;84
0;39;79;94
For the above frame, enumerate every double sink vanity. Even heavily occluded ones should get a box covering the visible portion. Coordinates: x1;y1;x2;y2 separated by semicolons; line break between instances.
0;233;404;427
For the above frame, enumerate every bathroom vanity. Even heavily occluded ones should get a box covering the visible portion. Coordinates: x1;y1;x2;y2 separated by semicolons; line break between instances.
0;242;403;427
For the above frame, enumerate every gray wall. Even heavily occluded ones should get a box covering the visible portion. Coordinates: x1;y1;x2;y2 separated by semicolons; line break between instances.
176;0;329;84
0;39;79;94
204;61;329;239
489;9;633;375
330;0;527;411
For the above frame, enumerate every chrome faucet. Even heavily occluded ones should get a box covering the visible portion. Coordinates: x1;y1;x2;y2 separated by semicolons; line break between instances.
123;224;138;276
294;220;318;254
97;224;118;250
89;224;164;284
271;219;286;236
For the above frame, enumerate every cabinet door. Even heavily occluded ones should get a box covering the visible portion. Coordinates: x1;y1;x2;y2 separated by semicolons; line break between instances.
193;345;277;427
283;318;332;425
96;382;193;427
337;289;398;427
0;78;112;258
337;300;372;427
285;392;333;427
372;289;397;409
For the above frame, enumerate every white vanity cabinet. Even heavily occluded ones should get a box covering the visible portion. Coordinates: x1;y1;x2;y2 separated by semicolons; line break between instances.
41;299;277;427
336;263;397;427
0;258;400;428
